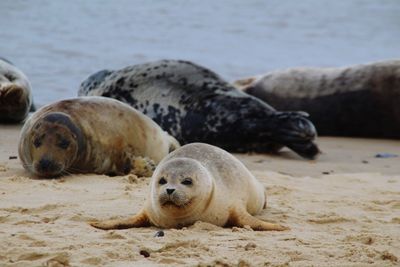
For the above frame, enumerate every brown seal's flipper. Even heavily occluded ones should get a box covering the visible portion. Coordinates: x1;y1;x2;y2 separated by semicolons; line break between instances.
89;210;151;230
132;157;156;177
225;208;289;231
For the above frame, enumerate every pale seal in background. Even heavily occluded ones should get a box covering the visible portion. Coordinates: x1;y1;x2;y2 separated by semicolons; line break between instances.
90;143;288;231
78;59;319;159
234;60;400;138
0;58;34;123
18;96;179;178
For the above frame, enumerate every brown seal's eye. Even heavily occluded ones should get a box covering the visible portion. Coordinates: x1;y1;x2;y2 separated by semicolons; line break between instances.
181;178;192;185
159;177;167;185
33;138;42;148
58;139;70;149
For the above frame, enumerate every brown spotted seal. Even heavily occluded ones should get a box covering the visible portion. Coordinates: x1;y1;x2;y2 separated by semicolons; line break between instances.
0;57;34;123
234;60;400;138
78;59;319;159
18;96;179;178
90;143;288;231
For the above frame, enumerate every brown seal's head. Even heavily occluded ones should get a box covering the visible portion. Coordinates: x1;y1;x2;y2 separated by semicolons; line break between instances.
150;158;214;220
21;112;84;178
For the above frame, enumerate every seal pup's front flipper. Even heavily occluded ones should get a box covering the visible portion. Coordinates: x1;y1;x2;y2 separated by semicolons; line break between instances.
89;210;151;230
226;208;289;231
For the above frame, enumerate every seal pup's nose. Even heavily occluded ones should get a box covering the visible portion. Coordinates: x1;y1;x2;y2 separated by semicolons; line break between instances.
166;188;175;195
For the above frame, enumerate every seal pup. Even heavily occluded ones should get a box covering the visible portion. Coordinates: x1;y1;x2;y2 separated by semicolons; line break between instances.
18;96;179;178
90;143;288;231
234;60;400;138
78;59;319;159
0;58;33;123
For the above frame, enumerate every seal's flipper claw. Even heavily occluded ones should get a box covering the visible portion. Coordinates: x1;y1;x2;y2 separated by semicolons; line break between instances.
89;211;151;230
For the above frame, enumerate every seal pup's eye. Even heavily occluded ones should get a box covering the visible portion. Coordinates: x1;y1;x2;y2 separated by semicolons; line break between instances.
181;178;193;185
58;139;70;149
159;177;167;185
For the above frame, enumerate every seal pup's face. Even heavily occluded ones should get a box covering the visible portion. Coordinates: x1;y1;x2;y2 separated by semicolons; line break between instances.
151;158;213;219
27;112;82;178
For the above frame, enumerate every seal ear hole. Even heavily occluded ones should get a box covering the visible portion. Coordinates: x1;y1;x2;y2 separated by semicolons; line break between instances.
158;177;167;185
181;177;193;186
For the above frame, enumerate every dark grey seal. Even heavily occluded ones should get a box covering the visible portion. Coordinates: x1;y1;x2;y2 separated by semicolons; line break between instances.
234;60;400;138
0;58;34;123
79;60;319;159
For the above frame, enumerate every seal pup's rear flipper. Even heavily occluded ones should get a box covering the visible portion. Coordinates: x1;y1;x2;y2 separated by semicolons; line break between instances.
89;210;151;230
226;208;289;231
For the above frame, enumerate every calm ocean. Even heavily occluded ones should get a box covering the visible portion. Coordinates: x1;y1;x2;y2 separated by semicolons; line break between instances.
1;0;399;106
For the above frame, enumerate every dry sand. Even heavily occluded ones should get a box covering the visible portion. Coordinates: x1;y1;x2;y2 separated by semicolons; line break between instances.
0;124;399;267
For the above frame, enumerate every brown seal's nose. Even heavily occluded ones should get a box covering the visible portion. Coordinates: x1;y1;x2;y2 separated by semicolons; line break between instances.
166;188;175;195
37;158;60;174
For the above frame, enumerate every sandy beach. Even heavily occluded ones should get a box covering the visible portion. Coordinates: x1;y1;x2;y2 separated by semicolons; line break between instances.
0;124;399;267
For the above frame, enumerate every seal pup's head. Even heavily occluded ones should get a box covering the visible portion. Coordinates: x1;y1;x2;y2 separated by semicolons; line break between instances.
21;112;84;178
150;158;214;220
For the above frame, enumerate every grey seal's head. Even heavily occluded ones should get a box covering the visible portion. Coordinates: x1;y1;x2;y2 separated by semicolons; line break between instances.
150;158;214;219
20;112;84;178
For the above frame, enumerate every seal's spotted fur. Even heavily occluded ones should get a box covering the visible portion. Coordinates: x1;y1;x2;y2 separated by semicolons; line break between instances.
79;60;319;159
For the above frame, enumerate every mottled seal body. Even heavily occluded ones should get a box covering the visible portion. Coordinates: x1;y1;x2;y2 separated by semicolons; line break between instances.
235;60;400;138
90;143;287;231
79;60;319;159
0;58;33;122
18;96;179;178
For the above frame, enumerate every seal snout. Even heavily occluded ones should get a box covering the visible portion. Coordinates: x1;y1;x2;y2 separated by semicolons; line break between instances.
274;112;317;141
293;115;317;140
34;157;63;178
166;188;175;195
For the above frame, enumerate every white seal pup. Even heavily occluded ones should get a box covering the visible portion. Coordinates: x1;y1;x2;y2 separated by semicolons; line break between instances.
90;143;288;231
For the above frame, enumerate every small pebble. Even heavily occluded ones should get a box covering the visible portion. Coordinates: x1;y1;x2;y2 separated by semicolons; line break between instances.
9;156;17;160
244;242;257;251
139;250;150;258
362;160;369;164
154;230;164;237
